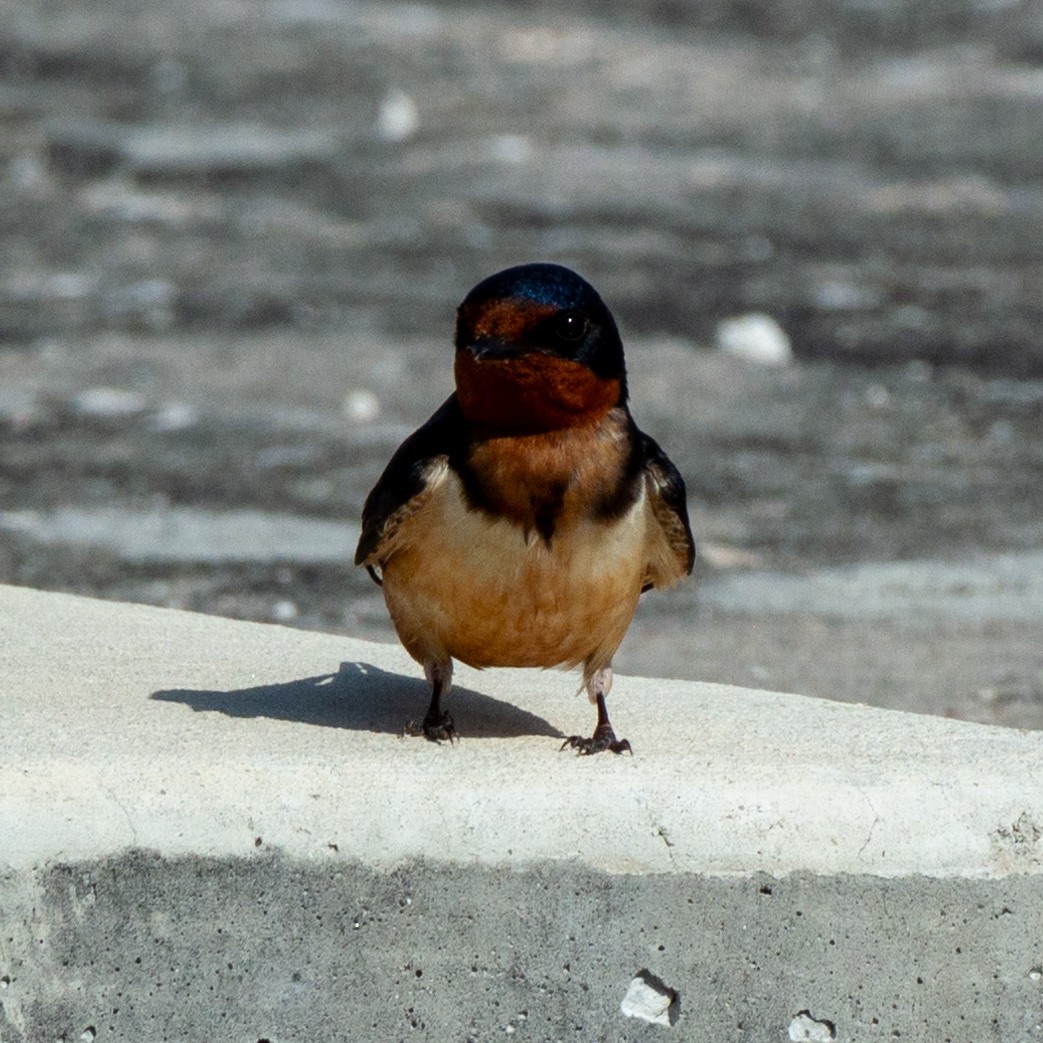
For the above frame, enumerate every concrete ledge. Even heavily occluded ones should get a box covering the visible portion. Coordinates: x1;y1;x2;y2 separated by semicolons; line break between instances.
2;584;1043;1040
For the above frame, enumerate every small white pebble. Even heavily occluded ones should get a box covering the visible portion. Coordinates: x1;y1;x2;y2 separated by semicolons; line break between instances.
74;387;147;418
343;388;381;423
716;313;792;366
272;600;298;622
151;401;198;432
377;89;419;142
620;974;675;1026
788;1011;836;1041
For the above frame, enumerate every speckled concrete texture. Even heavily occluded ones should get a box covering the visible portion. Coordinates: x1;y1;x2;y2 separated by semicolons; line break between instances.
3;858;1043;1042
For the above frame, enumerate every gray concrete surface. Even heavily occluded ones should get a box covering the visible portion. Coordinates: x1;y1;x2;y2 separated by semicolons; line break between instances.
2;0;1042;371
2;584;1043;1040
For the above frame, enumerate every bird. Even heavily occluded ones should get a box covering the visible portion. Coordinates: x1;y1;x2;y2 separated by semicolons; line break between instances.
355;263;695;754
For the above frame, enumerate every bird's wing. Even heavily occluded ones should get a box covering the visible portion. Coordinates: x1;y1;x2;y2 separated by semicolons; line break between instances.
355;395;464;584
640;431;696;592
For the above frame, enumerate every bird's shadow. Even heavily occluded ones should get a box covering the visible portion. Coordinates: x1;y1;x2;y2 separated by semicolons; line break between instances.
151;661;564;740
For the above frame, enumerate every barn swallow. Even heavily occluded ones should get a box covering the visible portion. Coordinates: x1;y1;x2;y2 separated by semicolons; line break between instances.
355;263;695;754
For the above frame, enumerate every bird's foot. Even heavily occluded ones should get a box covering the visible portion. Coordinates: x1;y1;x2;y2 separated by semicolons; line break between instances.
560;725;632;756
403;710;457;744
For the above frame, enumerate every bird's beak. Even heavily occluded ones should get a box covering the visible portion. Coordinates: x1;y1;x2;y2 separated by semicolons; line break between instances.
462;337;524;361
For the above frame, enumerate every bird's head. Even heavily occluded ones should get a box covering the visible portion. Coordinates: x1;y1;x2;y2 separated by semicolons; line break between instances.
453;263;627;433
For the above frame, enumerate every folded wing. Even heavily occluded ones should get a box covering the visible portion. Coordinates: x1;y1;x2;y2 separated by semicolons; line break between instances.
640;431;696;592
354;395;464;584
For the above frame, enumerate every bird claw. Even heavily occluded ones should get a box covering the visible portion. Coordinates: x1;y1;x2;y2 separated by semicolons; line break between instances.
403;711;457;744
559;730;632;756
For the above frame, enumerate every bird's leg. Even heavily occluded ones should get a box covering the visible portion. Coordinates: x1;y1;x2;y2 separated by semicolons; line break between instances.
409;657;456;743
561;665;632;755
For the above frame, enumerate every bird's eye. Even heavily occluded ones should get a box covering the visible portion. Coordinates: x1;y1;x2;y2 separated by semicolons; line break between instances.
552;310;588;343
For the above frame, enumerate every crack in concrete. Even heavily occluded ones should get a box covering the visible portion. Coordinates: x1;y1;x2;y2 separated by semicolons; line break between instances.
857;788;883;858
104;786;139;847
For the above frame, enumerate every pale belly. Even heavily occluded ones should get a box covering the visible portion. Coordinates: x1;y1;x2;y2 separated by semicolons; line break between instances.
379;474;648;671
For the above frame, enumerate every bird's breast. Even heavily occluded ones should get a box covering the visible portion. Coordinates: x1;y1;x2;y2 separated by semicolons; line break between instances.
379;467;649;671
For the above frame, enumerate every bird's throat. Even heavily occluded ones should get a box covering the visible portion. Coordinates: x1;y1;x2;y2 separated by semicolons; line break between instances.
454;350;621;433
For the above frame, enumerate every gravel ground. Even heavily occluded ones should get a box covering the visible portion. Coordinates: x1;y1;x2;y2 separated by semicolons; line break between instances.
1;0;1040;727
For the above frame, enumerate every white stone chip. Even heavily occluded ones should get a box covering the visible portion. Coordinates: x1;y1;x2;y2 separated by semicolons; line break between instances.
716;313;793;366
620;972;676;1026
73;387;148;418
788;1010;837;1041
151;401;199;432
343;388;381;423
377;89;419;142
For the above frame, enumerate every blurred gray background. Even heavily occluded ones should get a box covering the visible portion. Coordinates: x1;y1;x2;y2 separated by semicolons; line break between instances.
0;0;1040;726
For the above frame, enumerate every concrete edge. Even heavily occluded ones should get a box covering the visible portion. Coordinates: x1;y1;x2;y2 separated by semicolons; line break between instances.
2;583;1043;880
